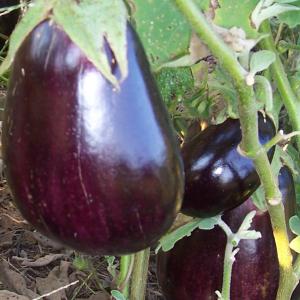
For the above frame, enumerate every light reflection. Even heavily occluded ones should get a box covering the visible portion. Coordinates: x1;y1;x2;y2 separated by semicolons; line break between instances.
78;70;109;152
191;153;214;171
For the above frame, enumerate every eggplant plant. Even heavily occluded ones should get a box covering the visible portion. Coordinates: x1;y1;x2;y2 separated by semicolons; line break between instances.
157;166;297;300
1;0;300;299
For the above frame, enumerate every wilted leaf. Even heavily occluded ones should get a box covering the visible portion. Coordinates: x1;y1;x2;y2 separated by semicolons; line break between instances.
36;261;71;300
31;231;65;250
0;290;30;300
0;260;38;298
13;254;66;267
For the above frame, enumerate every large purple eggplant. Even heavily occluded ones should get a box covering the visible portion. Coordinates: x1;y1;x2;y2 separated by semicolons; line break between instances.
157;166;297;300
0;0;20;48
2;20;184;255
181;113;276;217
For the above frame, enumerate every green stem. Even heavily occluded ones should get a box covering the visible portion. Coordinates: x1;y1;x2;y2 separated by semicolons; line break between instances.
129;248;150;300
263;131;300;152
260;21;300;151
173;1;297;299
274;23;284;46
218;220;235;300
118;255;133;298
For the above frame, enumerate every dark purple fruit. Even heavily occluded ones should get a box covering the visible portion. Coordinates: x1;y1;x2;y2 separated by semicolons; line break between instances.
181;113;276;217
279;166;297;232
157;167;296;300
2;20;184;255
0;0;20;48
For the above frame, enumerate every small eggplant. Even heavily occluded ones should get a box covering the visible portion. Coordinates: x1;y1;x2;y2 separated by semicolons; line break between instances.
181;113;276;217
2;20;184;255
157;166;297;300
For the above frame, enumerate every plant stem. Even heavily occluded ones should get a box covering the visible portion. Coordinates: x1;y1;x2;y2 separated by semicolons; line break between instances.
274;23;284;46
129;248;150;300
173;1;297;299
218;220;235;300
260;21;300;151
221;241;234;300
263;131;300;152
118;255;133;298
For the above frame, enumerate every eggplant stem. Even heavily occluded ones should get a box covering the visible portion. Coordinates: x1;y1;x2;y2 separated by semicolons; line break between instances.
129;248;150;300
118;255;134;298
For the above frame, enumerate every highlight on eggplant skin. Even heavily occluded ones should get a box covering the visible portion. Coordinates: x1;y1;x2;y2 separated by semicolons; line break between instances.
181;113;276;218
2;20;184;255
157;166;297;300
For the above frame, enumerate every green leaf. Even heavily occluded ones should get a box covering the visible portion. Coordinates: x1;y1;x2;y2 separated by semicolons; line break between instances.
238;230;262;240
213;0;260;39
237;211;257;232
252;1;300;29
0;0;54;75
132;0;209;70
111;290;126;300
254;75;273;112
290;236;300;253
156;216;220;253
289;215;300;235
252;186;267;211
276;0;299;3
72;254;90;271
250;50;276;75
52;0;128;87
105;256;117;278
247;50;276;85
278;0;300;27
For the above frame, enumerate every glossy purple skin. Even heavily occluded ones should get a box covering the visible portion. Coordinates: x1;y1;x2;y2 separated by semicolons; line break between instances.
157;200;278;300
2;20;184;255
181;113;275;217
157;167;297;300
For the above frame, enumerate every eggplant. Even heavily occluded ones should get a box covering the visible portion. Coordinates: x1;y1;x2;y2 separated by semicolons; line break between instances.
2;20;184;255
0;0;20;48
157;166;297;300
181;113;276;217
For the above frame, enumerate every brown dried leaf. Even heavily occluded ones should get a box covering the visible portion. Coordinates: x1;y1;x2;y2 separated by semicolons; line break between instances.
0;290;30;300
36;261;71;300
12;254;66;267
31;231;65;250
0;230;15;247
0;260;38;298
